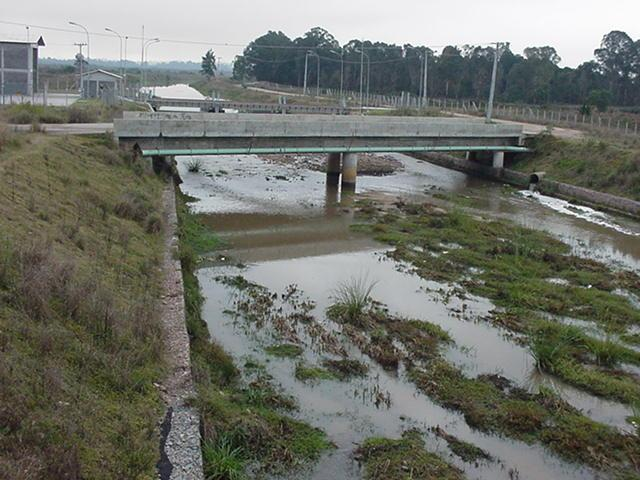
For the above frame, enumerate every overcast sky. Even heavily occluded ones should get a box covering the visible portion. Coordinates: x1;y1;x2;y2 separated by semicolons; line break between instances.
2;0;639;67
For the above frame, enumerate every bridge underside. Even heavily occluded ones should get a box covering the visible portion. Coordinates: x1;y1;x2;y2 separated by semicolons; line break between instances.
136;144;528;157
122;134;526;157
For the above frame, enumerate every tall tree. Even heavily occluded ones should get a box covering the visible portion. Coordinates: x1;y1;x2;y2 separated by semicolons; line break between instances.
201;49;217;78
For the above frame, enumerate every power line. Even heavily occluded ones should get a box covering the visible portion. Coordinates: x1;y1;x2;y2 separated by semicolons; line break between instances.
0;19;497;53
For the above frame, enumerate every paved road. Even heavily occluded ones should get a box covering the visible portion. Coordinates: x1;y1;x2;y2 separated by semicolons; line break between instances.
451;113;583;139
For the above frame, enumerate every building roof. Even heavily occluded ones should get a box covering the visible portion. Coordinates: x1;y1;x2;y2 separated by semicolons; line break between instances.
0;37;45;47
82;69;123;80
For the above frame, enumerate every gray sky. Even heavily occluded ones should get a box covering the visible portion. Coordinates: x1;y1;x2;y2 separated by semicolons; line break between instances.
2;0;639;67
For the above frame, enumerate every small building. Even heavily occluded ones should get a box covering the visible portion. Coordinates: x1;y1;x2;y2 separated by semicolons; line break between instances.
82;69;122;104
0;37;45;96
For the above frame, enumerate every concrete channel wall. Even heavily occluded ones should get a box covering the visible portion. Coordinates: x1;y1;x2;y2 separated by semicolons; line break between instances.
158;183;204;480
416;153;640;219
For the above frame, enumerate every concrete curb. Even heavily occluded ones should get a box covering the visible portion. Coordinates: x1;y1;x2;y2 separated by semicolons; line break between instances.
157;182;204;480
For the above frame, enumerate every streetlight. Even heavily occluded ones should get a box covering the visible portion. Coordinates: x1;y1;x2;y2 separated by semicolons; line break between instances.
303;50;320;97
105;28;123;74
105;28;123;96
330;48;344;101
124;36;129;96
355;48;370;112
69;21;90;66
142;38;160;92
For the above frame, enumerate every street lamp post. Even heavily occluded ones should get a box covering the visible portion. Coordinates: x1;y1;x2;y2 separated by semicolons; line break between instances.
105;28;123;96
143;39;160;94
124;36;128;96
69;21;90;67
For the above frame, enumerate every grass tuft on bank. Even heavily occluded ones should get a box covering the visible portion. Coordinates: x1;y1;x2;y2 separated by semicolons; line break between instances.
0;132;166;478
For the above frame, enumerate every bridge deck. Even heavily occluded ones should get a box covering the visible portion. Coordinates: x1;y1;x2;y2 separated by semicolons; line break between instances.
115;112;526;157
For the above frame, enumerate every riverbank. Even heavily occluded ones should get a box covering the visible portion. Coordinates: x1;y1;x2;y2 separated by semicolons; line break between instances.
0;132;166;477
512;134;640;202
414;146;640;218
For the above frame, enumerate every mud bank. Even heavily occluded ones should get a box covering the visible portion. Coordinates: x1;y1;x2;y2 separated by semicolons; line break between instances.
260;153;404;176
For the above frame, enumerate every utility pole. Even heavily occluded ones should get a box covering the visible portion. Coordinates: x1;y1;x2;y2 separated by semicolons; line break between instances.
486;42;501;123
69;22;90;67
74;42;87;98
422;50;428;108
315;53;320;97
303;51;309;95
359;42;364;113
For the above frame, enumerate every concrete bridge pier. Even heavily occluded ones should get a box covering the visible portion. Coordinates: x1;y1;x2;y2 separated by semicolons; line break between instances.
341;153;359;192
327;153;342;185
492;151;505;169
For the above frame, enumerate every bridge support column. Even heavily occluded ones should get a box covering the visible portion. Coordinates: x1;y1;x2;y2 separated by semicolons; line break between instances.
326;153;342;185
492;151;505;169
341;153;358;192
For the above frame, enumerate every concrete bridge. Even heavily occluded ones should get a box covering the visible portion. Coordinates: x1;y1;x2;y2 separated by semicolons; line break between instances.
149;97;349;115
114;112;526;188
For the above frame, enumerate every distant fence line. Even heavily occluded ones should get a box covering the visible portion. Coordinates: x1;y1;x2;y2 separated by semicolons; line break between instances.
250;81;640;138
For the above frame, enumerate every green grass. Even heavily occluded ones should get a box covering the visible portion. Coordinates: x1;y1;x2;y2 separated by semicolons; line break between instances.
0;99;148;125
356;430;463;480
264;344;304;358
409;360;640;474
0;133;165;478
202;436;246;480
357;202;640;403
512;133;640;201
351;200;640;477
294;363;336;382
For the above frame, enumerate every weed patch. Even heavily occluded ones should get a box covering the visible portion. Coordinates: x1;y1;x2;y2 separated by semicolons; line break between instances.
356;430;463;480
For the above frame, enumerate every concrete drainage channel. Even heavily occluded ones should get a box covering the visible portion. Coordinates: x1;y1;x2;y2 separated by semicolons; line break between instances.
158;183;204;480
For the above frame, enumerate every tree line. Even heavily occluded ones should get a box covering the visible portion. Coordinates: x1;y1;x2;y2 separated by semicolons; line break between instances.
230;28;640;108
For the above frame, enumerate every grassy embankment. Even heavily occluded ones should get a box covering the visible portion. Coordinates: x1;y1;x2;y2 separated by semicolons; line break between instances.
175;192;333;479
347;199;640;477
0;128;167;478
0;99;148;126
512;134;640;201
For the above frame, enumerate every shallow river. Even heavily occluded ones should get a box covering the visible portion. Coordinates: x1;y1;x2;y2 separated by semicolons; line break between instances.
177;148;640;480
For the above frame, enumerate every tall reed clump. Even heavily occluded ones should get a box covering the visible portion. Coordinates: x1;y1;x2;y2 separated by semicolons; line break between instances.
327;275;378;324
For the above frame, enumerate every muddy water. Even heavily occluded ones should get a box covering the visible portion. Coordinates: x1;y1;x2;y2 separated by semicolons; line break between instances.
181;152;640;479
